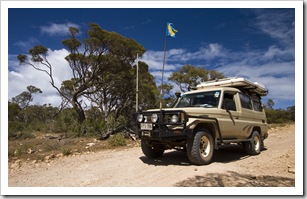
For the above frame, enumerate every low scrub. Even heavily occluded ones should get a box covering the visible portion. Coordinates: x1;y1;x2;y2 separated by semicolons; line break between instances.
61;147;72;156
108;134;127;147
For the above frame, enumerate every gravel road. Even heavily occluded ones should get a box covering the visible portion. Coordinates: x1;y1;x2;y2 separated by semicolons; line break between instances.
8;124;295;190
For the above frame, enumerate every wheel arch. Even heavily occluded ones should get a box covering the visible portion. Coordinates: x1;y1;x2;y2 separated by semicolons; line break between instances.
190;120;220;149
193;122;216;137
251;126;262;138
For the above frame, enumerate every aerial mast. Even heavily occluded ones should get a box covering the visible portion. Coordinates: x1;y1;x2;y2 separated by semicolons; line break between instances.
136;53;139;112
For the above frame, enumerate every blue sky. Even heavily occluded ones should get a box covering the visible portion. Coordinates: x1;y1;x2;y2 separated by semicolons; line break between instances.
7;5;297;109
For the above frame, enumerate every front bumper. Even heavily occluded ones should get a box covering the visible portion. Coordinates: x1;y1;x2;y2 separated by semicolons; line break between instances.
137;110;190;140
139;127;190;141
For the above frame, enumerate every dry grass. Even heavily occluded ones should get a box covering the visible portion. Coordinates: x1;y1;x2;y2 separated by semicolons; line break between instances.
8;131;140;163
268;122;294;129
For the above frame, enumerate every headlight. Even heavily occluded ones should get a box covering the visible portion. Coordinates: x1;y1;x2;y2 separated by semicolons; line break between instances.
137;114;143;122
151;113;158;123
170;114;179;123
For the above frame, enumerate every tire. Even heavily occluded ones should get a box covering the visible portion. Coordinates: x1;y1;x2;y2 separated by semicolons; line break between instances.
186;129;214;165
141;139;164;158
244;130;262;155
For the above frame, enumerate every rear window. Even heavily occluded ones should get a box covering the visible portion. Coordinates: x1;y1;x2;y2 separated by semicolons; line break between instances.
252;98;262;112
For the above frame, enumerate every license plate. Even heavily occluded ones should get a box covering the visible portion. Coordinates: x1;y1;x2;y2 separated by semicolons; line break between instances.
140;123;153;130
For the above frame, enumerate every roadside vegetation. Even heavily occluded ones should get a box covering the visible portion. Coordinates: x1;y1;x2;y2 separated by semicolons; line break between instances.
8;93;294;163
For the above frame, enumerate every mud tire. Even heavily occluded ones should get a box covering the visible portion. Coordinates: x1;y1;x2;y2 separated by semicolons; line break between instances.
186;129;214;165
244;130;262;155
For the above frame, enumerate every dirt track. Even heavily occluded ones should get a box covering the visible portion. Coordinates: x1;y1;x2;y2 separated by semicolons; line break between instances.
8;124;295;187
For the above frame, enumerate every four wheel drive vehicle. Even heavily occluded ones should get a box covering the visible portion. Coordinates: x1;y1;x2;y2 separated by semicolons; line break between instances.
136;77;269;165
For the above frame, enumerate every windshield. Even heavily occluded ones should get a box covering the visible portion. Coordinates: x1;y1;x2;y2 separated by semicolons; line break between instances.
176;90;221;108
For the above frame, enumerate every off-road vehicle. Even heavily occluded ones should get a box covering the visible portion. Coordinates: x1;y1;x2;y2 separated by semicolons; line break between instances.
136;77;269;165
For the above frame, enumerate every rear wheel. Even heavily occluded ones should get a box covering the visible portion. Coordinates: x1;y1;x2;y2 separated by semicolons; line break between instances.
141;139;164;158
244;130;262;155
186;129;214;165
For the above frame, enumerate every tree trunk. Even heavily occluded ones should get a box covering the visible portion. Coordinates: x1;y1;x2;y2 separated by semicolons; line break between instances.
72;96;85;124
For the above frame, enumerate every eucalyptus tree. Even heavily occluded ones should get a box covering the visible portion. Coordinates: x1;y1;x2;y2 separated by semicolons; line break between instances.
85;61;159;122
12;85;42;109
18;23;146;124
168;64;225;92
136;61;159;111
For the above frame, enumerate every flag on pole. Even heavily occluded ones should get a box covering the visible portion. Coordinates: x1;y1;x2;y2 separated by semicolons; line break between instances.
166;22;178;38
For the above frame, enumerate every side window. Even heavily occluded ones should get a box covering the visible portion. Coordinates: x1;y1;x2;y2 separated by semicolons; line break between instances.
252;98;262;112
222;93;236;111
239;93;252;110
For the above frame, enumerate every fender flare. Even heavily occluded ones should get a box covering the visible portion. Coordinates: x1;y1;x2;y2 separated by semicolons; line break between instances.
186;116;223;149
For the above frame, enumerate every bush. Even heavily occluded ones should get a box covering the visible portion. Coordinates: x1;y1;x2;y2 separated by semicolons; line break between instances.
265;107;295;124
61;147;72;156
8;121;25;139
108;134;127;147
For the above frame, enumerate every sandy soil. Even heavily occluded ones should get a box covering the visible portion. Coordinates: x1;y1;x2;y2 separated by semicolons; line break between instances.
8;124;295;188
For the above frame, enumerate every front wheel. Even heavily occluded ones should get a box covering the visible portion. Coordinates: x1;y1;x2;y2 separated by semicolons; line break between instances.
141;139;164;158
186;129;214;165
244;130;262;155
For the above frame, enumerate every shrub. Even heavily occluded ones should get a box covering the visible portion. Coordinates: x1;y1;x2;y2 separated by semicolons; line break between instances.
8;121;25;139
13;148;23;157
61;147;72;156
108;134;127;147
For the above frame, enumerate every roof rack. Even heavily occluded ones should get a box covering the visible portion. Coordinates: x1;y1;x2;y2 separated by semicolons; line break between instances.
196;77;268;96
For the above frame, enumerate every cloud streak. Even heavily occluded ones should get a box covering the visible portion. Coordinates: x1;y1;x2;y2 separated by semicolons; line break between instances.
253;9;294;46
14;37;39;52
40;22;80;37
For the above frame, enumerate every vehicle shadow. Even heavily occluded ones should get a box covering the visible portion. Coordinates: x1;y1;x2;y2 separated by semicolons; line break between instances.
139;150;191;166
212;144;250;163
139;144;252;166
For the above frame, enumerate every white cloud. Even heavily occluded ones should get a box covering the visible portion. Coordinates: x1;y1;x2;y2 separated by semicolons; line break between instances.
218;62;294;78
199;43;225;60
263;45;294;61
141;50;178;71
8;48;72;106
217;61;294;101
142;43;227;73
40;22;80;37
165;44;226;62
150;71;173;84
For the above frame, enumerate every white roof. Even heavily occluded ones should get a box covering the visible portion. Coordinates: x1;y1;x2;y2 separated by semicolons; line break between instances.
196;77;268;96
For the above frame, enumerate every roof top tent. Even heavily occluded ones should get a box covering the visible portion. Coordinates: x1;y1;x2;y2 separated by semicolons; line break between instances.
195;77;268;97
